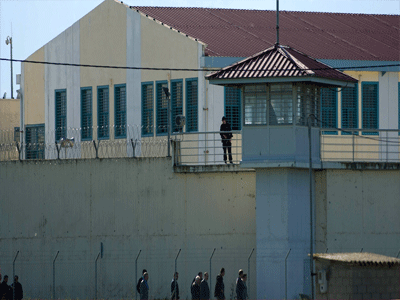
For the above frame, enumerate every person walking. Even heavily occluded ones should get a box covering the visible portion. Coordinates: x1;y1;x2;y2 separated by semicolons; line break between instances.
139;272;149;300
238;274;248;300
171;272;180;300
200;272;210;300
235;269;244;297
220;117;233;164
11;276;23;300
191;276;201;300
0;275;12;300
137;269;147;294
214;268;225;300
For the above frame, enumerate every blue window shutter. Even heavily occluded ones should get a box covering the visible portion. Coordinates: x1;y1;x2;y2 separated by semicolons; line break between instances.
321;88;337;134
362;82;378;135
341;84;358;134
55;89;67;141
156;81;168;135
97;86;109;139
26;124;45;159
81;87;92;140
224;86;241;130
141;82;154;136
115;84;127;138
171;80;183;132
186;78;198;132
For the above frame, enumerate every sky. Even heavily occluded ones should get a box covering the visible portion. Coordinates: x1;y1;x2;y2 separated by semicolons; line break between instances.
0;0;399;98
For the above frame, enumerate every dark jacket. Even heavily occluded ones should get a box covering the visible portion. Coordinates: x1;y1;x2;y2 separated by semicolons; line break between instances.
200;279;210;300
11;282;23;300
171;279;179;300
191;282;200;300
236;279;247;300
214;275;225;300
140;279;149;300
0;281;11;300
220;123;232;143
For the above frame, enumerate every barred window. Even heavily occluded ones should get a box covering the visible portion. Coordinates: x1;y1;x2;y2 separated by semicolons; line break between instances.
171;80;183;132
156;81;168;135
141;82;154;136
55;89;67;141
296;84;320;126
97;86;109;139
362;82;378;135
321;88;337;134
341;85;358;134
225;86;241;130
81;87;92;140
269;84;293;125
26;124;45;159
244;84;267;125
186;78;198;132
115;84;127;138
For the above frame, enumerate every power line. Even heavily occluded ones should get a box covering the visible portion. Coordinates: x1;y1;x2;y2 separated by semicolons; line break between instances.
0;57;399;72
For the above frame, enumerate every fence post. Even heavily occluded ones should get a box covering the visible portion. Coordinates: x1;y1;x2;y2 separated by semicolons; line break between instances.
284;249;291;300
95;252;101;300
247;248;254;299
93;140;99;159
174;249;181;300
53;251;59;299
12;251;19;300
135;250;141;300
209;248;216;294
131;139;136;158
15;142;22;161
352;132;355;162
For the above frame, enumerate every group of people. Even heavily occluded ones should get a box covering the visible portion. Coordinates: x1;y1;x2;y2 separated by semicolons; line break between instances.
0;274;23;300
136;268;248;300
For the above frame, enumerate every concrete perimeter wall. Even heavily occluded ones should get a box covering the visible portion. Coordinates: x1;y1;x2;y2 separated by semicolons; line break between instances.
0;158;256;300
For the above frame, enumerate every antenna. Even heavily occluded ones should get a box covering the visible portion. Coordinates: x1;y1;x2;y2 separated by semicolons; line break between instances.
276;0;280;46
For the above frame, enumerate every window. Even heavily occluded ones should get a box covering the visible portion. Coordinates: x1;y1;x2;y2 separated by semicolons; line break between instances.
225;86;241;130
115;84;127;138
26;124;45;159
341;85;358;134
97;86;109;139
156;81;168;135
296;84;320;126
244;85;267;125
321;87;337;134
171;80;183;132
362;82;378;135
81;87;92;140
142;82;154;136
269;84;293;125
186;78;198;132
55;89;67;141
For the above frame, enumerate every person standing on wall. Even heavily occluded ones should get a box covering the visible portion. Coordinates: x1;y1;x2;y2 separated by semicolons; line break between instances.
214;268;225;300
220;117;233;164
139;272;149;300
171;272;180;300
11;276;23;300
200;272;210;300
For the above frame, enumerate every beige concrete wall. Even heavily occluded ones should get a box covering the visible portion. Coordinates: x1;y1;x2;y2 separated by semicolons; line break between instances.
315;169;400;256
24;47;45;125
80;0;127;140
0;158;256;299
0;98;19;132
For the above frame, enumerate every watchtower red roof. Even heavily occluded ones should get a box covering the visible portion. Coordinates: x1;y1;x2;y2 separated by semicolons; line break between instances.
206;45;357;83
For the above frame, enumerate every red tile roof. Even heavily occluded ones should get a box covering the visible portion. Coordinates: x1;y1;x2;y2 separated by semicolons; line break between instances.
133;7;399;61
206;45;358;83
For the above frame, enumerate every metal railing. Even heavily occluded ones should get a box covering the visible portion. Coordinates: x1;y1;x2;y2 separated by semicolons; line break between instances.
171;130;242;166
320;128;400;163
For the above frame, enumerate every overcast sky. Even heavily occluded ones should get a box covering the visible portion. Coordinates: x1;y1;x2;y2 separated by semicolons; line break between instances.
0;0;399;98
